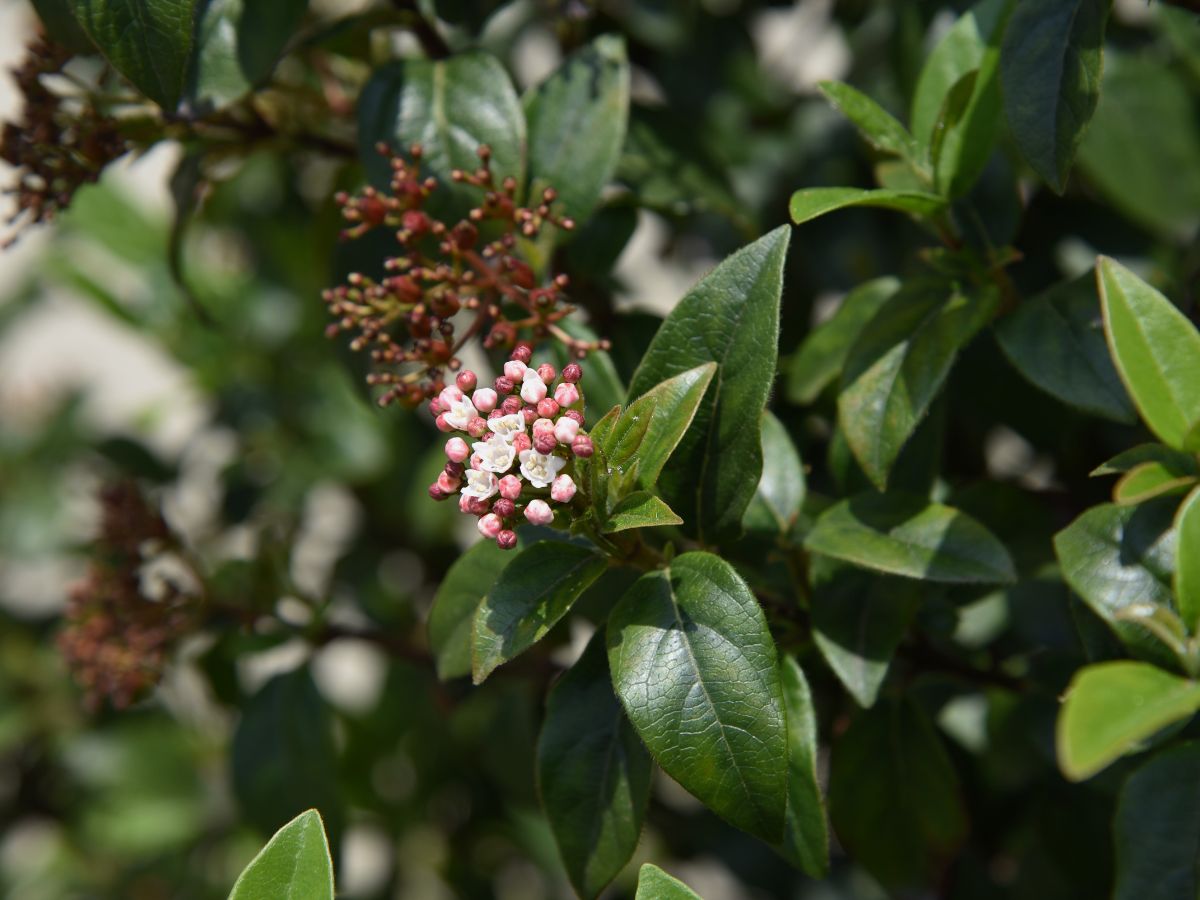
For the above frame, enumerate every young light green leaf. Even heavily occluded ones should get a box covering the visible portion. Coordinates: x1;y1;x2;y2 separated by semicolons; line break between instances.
805;493;1016;584
525;34;630;225
829;699;967;890
1174;487;1200;634
188;0;308;110
742;412;805;536
789;187;946;227
607;552;788;842
995;273;1135;423
627;227;790;543
428;539;512;680
601;491;683;534
1113;462;1197;506
473;542;607;684
1092;444;1200;478
839;282;998;489
1057;661;1200;781
68;0;200;109
537;634;651;900
818;81;922;166
777;657;830;877
787;276;900;405
1000;0;1108;193
228;809;334;900
1098;257;1200;450
635;864;703;900
1113;741;1200;900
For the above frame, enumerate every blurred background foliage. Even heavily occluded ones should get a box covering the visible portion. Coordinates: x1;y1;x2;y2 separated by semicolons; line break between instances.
0;0;1197;897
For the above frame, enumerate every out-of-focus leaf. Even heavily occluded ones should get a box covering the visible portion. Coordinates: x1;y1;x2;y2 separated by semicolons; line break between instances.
228;809;334;900
818;80;922;166
635;864;703;899
1092;445;1200;478
777;656;829;876
1113;462;1197;507
30;0;94;51
789;187;946;227
1174;487;1200;634
428;539;512;680
743;412;805;536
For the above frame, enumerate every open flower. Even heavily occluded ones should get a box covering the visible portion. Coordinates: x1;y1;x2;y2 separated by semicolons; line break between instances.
472;436;517;474
443;395;478;430
461;468;499;501
519;448;567;488
487;412;526;442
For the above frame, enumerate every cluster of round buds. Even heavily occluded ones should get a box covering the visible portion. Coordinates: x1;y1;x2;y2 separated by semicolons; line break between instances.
426;347;593;549
322;143;609;408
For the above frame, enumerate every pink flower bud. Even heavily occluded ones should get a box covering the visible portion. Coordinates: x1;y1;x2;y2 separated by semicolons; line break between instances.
459;494;472;513
511;433;532;453
470;454;483;470
499;474;523;500
439;385;463;407
436;471;460;493
533;417;556;436
562;363;583;383
565;409;584;425
497;529;518;550
468;497;490;516
492;498;515;519
537;398;560;419
535;434;557;455
444;461;464;478
428;397;446;416
435;414;452;433
456;370;477;392
522;406;539;425
478;513;503;539
510;343;533;364
554;383;580;407
572;435;594;458
551;474;577;503
467;416;489;437
537;363;556;383
503;359;528;381
494;376;514;395
554;417;580;444
501;395;523;415
428;483;447;501
521;377;548;404
471;387;498;413
524;499;554;525
445;437;470;463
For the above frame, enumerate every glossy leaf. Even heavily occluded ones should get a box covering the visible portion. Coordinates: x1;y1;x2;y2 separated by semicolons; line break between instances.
1000;0;1107;192
1174;487;1200;633
601;491;683;534
627;227;790;543
743;412;805;536
1113;741;1200;900
30;0;93;51
537;634;651;900
1113;462;1197;506
69;0;200;109
829;699;967;889
789;187;945;227
635;864;702;900
228;809;334;900
787;277;900;405
1057;661;1200;781
1099;257;1200;451
428;540;512;680
838;281;998;489
188;0;308;110
995;274;1135;423
1092;444;1200;478
607;552;788;842
524;34;630;225
818;81;922;165
473;542;607;684
777;656;829;876
806;493;1016;584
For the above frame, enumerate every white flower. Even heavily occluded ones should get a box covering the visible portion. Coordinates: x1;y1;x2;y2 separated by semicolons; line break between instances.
443;395;477;430
487;413;526;443
472;436;517;473
461;468;499;501
520;367;548;404
519;448;567;488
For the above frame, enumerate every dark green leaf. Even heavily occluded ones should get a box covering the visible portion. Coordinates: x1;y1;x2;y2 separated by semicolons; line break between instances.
228;809;334;900
538;634;651;900
1113;463;1197;506
743;412;805;536
472;542;607;683
839;282;998;489
789;187;946;227
806;493;1016;584
1175;487;1200;634
30;0;94;51
635;864;703;899
524;34;630;225
829;699;967;889
1092;444;1200;478
627;227;790;543
1057;661;1200;781
995;273;1135;423
818;81;922;166
601;491;683;534
428;540;512;680
777;657;829;877
607;552;788;842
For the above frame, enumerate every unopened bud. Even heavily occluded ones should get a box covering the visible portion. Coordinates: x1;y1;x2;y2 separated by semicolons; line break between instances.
436;471;460;493
455;369;477;393
554;417;580;445
499;475;522;500
478;514;503;539
435;414;452;433
571;435;594;458
497;529;518;550
524;499;554;526
522;406;540;426
445;437;470;463
537;398;560;419
535;434;557;455
564;409;585;425
501;395;523;415
428;483;448;500
510;343;533;364
467;416;489;437
512;432;532;453
503;359;528;381
550;474;577;503
537;363;556;384
494;376;514;395
471;387;498;413
492;498;516;519
554;383;580;407
562;363;583;383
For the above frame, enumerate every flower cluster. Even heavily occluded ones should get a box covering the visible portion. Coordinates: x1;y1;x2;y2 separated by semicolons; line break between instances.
427;346;594;548
57;482;193;711
322;143;609;408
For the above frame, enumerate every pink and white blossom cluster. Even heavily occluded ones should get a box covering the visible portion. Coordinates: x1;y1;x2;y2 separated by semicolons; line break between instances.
426;344;593;549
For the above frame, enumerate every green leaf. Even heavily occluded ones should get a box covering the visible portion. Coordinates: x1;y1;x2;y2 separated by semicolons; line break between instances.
1054;499;1179;665
428;540;512;680
810;563;923;706
30;0;94;52
472;542;607;684
829;699;967;890
995;274;1135;423
627;227;790;543
601;491;683;534
787;276;899;406
188;0;308;110
1113;462;1197;506
357;52;525;216
805;493;1017;584
838;282;999;489
1174;487;1200;634
1057;661;1200;781
1113;741;1200;900
635;864;703;900
742;412;805;536
789;187;946;227
228;809;334;900
818;81;922;166
777;657;830;877
537;634;651;900
1092;444;1200;478
68;0;201;109
1000;0;1108;192
1098;257;1200;450
607;552;788;842
524;34;630;225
